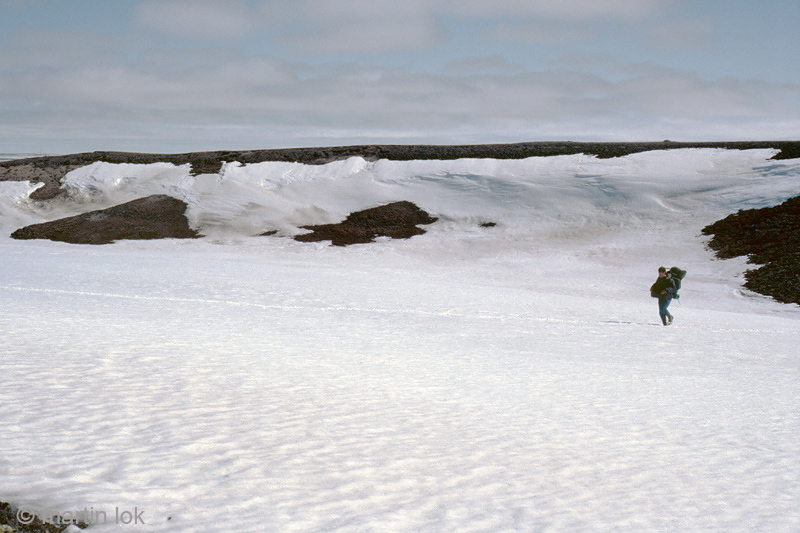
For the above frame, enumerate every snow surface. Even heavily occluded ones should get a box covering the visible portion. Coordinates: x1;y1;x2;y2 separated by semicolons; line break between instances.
1;150;799;532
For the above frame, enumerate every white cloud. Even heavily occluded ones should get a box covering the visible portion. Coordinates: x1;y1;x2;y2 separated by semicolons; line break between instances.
484;19;596;44
135;0;262;39
258;0;668;54
447;0;666;21
0;31;119;70
444;56;520;75
263;0;444;53
125;0;674;57
133;0;446;53
4;47;798;152
2;0;798;153
648;18;714;50
19;57;300;112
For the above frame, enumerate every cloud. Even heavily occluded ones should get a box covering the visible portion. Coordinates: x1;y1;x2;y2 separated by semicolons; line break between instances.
131;0;669;54
450;0;666;20
648;18;714;50
135;0;262;39
13;56;300;112
483;19;596;44
263;0;445;53
4;45;798;153
0;31;119;71
266;0;668;53
133;0;445;53
2;0;798;153
444;56;520;75
125;0;674;57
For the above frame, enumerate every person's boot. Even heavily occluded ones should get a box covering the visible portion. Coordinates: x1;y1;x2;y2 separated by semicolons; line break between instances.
662;316;668;326
667;313;674;325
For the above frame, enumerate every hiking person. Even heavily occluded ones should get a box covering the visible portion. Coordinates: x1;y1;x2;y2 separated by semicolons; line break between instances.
650;266;677;325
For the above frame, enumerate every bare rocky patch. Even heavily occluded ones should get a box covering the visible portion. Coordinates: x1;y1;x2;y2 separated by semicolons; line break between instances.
702;195;800;305
294;201;437;246
10;195;200;245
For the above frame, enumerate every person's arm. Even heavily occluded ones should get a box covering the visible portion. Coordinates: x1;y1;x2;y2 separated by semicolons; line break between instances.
664;278;677;295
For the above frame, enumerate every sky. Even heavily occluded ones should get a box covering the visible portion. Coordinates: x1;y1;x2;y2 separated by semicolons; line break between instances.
1;0;799;154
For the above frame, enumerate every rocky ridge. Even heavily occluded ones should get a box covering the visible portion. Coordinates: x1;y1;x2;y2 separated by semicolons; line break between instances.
702;196;800;305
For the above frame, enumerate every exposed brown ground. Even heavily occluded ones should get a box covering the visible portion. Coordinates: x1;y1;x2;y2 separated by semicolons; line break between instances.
294;201;438;246
702;196;800;305
10;195;199;245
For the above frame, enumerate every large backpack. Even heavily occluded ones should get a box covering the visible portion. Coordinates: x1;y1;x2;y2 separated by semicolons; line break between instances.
669;266;687;298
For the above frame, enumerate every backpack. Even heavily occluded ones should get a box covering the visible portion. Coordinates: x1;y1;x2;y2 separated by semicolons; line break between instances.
668;267;687;299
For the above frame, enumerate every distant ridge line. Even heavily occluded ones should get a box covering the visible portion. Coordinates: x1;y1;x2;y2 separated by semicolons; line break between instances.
2;141;798;201
3;140;800;168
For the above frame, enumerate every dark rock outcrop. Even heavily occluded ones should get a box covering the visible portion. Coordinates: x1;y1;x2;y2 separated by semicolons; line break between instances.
10;195;200;245
702;196;800;305
294;201;437;246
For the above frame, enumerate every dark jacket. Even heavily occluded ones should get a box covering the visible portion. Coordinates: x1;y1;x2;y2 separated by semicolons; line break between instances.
650;276;676;299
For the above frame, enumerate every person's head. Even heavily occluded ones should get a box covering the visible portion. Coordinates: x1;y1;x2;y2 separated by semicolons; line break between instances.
658;266;667;277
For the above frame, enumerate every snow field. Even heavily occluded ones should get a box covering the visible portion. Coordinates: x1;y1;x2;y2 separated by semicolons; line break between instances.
1;149;799;531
